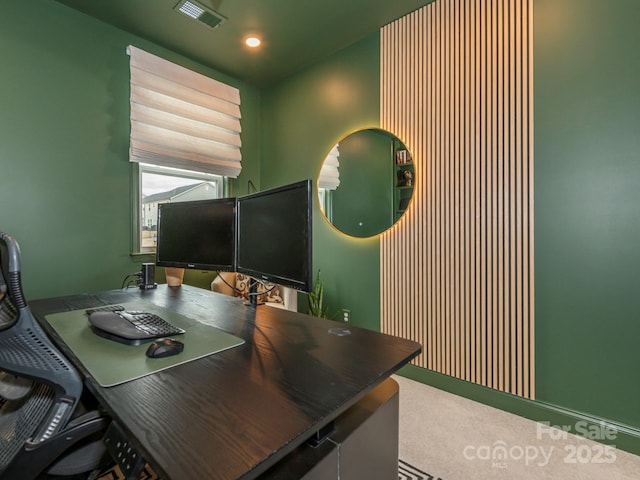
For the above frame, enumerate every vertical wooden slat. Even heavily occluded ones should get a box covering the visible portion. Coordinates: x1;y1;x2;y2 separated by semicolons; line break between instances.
479;0;488;388
497;0;505;393
498;0;505;390
514;0;524;398
380;0;535;399
469;0;477;385
512;0;519;395
473;0;481;386
527;0;535;400
453;0;461;380
522;0;533;398
428;5;437;372
439;0;447;375
490;0;498;391
463;0;471;383
437;0;443;372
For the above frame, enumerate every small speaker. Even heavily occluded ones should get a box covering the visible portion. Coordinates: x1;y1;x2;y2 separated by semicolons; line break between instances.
140;263;157;290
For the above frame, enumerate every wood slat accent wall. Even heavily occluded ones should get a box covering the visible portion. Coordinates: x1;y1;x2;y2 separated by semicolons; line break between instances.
380;0;534;398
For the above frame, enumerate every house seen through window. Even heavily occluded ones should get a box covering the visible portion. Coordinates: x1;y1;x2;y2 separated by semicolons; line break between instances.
139;164;223;253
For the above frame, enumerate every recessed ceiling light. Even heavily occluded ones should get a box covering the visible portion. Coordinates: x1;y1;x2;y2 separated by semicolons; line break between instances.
245;37;261;48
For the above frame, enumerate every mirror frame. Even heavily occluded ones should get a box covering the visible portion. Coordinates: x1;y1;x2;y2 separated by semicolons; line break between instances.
317;128;414;238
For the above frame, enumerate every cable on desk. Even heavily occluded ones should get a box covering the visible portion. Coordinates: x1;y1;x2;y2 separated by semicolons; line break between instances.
216;274;277;300
121;272;142;289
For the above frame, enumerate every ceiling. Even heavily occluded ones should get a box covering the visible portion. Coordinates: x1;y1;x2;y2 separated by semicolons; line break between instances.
54;0;430;87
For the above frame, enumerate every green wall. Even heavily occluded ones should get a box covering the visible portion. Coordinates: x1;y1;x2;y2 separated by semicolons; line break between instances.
534;0;640;428
0;0;261;299
260;34;382;328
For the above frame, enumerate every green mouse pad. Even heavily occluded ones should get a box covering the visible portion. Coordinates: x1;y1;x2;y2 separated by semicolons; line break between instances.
45;301;244;387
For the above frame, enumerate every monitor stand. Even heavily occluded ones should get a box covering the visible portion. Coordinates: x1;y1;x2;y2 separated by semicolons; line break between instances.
244;278;263;308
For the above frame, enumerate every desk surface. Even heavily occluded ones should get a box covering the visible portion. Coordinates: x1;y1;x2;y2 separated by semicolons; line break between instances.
31;285;421;480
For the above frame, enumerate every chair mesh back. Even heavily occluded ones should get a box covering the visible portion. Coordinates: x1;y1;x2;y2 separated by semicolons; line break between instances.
0;232;82;401
0;232;83;472
0;293;80;403
0;297;17;331
0;322;76;376
0;382;55;471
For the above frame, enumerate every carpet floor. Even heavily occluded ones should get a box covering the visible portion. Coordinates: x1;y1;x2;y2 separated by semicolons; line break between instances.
394;375;640;480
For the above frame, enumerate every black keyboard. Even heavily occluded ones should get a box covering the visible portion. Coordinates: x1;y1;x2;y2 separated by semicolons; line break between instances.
88;309;185;346
85;304;125;315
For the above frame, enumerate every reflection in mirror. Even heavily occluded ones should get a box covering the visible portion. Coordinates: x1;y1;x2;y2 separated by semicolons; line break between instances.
318;128;414;238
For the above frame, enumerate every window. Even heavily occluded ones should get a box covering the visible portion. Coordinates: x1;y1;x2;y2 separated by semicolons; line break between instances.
318;143;340;222
317;188;333;222
137;164;223;253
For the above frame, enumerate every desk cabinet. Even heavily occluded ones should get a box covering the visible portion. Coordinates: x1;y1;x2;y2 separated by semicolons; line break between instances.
261;378;399;479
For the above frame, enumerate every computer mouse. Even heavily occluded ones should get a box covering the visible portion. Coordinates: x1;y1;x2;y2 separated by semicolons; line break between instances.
145;338;184;358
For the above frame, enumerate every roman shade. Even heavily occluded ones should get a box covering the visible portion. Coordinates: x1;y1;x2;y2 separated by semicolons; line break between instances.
318;144;340;190
127;45;242;177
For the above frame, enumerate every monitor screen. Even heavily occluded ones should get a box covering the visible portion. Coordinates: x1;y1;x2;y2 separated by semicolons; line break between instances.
236;180;312;292
156;198;236;271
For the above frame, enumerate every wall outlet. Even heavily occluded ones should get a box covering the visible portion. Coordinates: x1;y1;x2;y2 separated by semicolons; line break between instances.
342;309;350;323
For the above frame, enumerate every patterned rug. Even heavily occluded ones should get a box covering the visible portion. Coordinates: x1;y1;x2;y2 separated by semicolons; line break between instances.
96;464;157;479
98;460;440;479
398;459;443;480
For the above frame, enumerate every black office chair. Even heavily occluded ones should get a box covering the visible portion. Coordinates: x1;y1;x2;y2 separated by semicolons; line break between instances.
0;232;110;479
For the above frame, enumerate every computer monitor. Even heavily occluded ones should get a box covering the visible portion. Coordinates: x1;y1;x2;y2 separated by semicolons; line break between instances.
236;180;312;293
156;198;236;272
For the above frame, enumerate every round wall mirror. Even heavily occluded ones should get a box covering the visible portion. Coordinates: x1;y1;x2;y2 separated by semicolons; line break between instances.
318;128;414;238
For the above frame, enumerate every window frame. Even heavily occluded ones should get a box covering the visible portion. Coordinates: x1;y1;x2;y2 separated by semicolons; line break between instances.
131;163;226;255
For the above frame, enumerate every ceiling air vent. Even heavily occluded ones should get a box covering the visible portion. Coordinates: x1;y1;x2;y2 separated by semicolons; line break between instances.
174;0;227;31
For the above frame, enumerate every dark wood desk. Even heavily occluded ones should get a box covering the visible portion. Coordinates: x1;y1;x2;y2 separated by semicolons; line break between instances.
31;285;421;480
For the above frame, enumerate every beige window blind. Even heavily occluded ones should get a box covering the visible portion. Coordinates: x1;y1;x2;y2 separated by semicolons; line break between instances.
318;144;340;190
127;45;242;177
